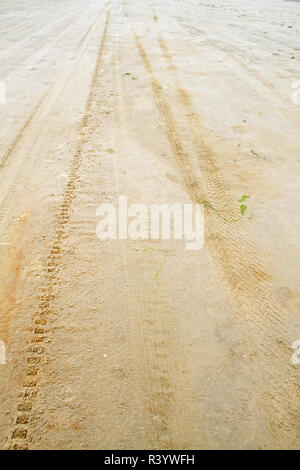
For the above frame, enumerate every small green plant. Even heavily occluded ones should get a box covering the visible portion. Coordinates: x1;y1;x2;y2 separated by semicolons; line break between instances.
124;72;131;76
132;77;137;80
154;250;169;280
238;195;249;203
240;204;247;216
105;148;115;154
251;149;259;157
238;195;250;216
203;201;227;221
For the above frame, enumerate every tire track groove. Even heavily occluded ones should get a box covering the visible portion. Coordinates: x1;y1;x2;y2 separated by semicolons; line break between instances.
125;4;299;447
8;11;110;450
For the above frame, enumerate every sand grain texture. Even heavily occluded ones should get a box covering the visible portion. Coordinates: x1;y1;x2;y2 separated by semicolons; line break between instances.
0;0;299;449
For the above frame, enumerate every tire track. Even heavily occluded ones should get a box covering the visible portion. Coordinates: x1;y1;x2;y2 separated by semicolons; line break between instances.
0;3;109;240
7;10;110;450
110;26;197;447
125;4;299;448
75;3;110;53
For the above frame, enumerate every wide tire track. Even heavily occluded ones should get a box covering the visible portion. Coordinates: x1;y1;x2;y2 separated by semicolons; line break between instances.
7;11;110;450
124;4;299;448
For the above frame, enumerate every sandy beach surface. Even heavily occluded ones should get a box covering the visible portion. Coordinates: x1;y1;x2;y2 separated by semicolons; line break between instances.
0;0;299;449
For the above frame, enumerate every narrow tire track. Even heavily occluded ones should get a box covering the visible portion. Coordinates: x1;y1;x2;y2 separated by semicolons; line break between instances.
8;11;110;450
